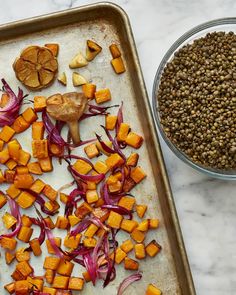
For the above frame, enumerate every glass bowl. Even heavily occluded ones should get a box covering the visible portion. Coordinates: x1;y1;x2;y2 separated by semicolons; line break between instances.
152;18;236;180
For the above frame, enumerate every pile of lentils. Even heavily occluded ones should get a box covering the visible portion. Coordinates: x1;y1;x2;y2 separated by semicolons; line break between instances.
157;31;236;170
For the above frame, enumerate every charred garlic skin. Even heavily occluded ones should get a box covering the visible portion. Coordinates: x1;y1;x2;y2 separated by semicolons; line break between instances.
46;92;87;144
158;31;236;170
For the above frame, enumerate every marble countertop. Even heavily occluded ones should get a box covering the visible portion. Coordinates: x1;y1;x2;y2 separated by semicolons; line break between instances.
1;0;236;294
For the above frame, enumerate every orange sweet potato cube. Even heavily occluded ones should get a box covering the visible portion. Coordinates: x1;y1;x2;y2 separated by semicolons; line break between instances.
95;88;111;104
32;121;45;140
105;153;124;169
127;153;139;167
44;216;55;229
131;229;145;243
68;277;84;290
64;234;81;249
43;184;57;201
2;212;17;229
16;248;30;262
136;204;147;218
15;280;29;295
27;277;43;291
84;143;99;159
34;96;46;112
124;257;139;270
0;126;15;142
75;202;93;219
4;282;15;294
57;259;74;276
121;219;138;233
39;157;53;172
14;174;34;189
120;239;134;253
145;240;161;257
0;139;4;151
73;159;92;174
60;192;69;204
0;148;10;164
137;219;149;232
105;115;117;130
52;275;69;289
148;218;159;229
29;238;42;256
30;178;45;194
107;211;123;229
82;83;96;99
0;192;7;207
17;191;36;208
12;116;29;133
6;159;17;170
16;166;28;174
111;57;126;74
17;226;33;243
5;251;15;265
86;189;99;204
0;169;5;183
115;247;127;264
5;169;15;183
43;256;61;270
84;224;98;238
134;243;146;259
22;107;38;124
83;237;97;248
94;160;109;174
45;43;59;56
55;216;69;229
8;139;21;161
68;215;80;227
18;150;31;166
46;237;61;254
45;269;55;285
118;196;136;210
27;161;42;175
125;132;143;149
146;284;162;295
16;261;33;277
43;286;57;295
82;271;91;282
0;237;17;250
96;140;113;156
11;269;25;281
109;44;121;58
32;139;48;159
21;215;32;227
117;123;130;142
130;166;147;183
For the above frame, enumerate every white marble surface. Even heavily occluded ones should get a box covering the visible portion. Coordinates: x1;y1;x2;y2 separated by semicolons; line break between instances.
0;0;236;294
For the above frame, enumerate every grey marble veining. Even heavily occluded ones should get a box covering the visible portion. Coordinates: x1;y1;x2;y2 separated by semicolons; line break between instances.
0;0;236;294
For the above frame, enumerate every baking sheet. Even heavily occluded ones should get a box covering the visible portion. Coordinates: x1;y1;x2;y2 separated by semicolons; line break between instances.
0;3;195;294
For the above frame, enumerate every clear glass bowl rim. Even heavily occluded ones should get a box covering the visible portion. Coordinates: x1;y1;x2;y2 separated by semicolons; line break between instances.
152;17;236;180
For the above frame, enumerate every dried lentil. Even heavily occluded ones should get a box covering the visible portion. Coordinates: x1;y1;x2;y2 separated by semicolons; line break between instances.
157;31;236;169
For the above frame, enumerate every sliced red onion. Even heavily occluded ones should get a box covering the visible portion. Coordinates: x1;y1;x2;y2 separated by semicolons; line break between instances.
96;133;116;154
83;252;97;285
115;101;123;134
101;183;115;205
70;216;108;236
34;194;58;216
29;218;45;245
102;204;133;220
57;180;74;193
117;272;142;295
79;104;119;121
45;227;64;258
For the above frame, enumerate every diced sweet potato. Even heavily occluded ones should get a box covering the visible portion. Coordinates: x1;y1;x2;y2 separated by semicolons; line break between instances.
27;161;42;175
2;212;17;229
45;269;55;284
5;169;16;183
0;126;15;142
117;123;130;142
105;153;124;169
14;173;34;189
68;215;80;227
148;218;160;229
44;256;61;270
43;184;57;201
95;88;111;104
12;116;30;133
21;215;32;227
0;191;7;208
17;226;33;243
83;237;97;248
4;282;15;294
127;152;139;167
30;178;45;194
120;239;134;253
134;243;146;259
118;196;136;210
130;166;147;183
16;261;33;277
92;207;109;222
15;280;29;295
60;192;69;204
8;139;21;160
131;229;146;243
11;269;25;281
124;257;139;270
17;191;36;209
108;180;121;193
75;202;93;219
82;83;96;99
0;237;17;250
136;204;147;218
44;200;60;213
0;169;5;183
52;275;69;289
105;115;117;130
96;140;113;156
68;277;84;290
22;107;38;124
125;131;143;148
57;260;74;276
18;149;31;166
32;139;48;159
111;57;126;74
45;43;59;56
145;240;161;257
43;286;57;295
34;96;46;112
5;251;15;265
15;248;30;262
0;148;10;164
32;121;45;140
86;189;99;204
46;237;61;254
84;224;98;238
44;216;55;229
121;219;138;233
39;157;53;172
107;211;123;229
94;160;109;174
109;44;121;58
6;159;17;170
82;271;91;282
64;234;81;249
73;159;92;174
84;143;99;159
55;216;69;229
136;219;149;232
115;247;127;264
146;284;162;295
29;238;42;256
27;277;43;291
